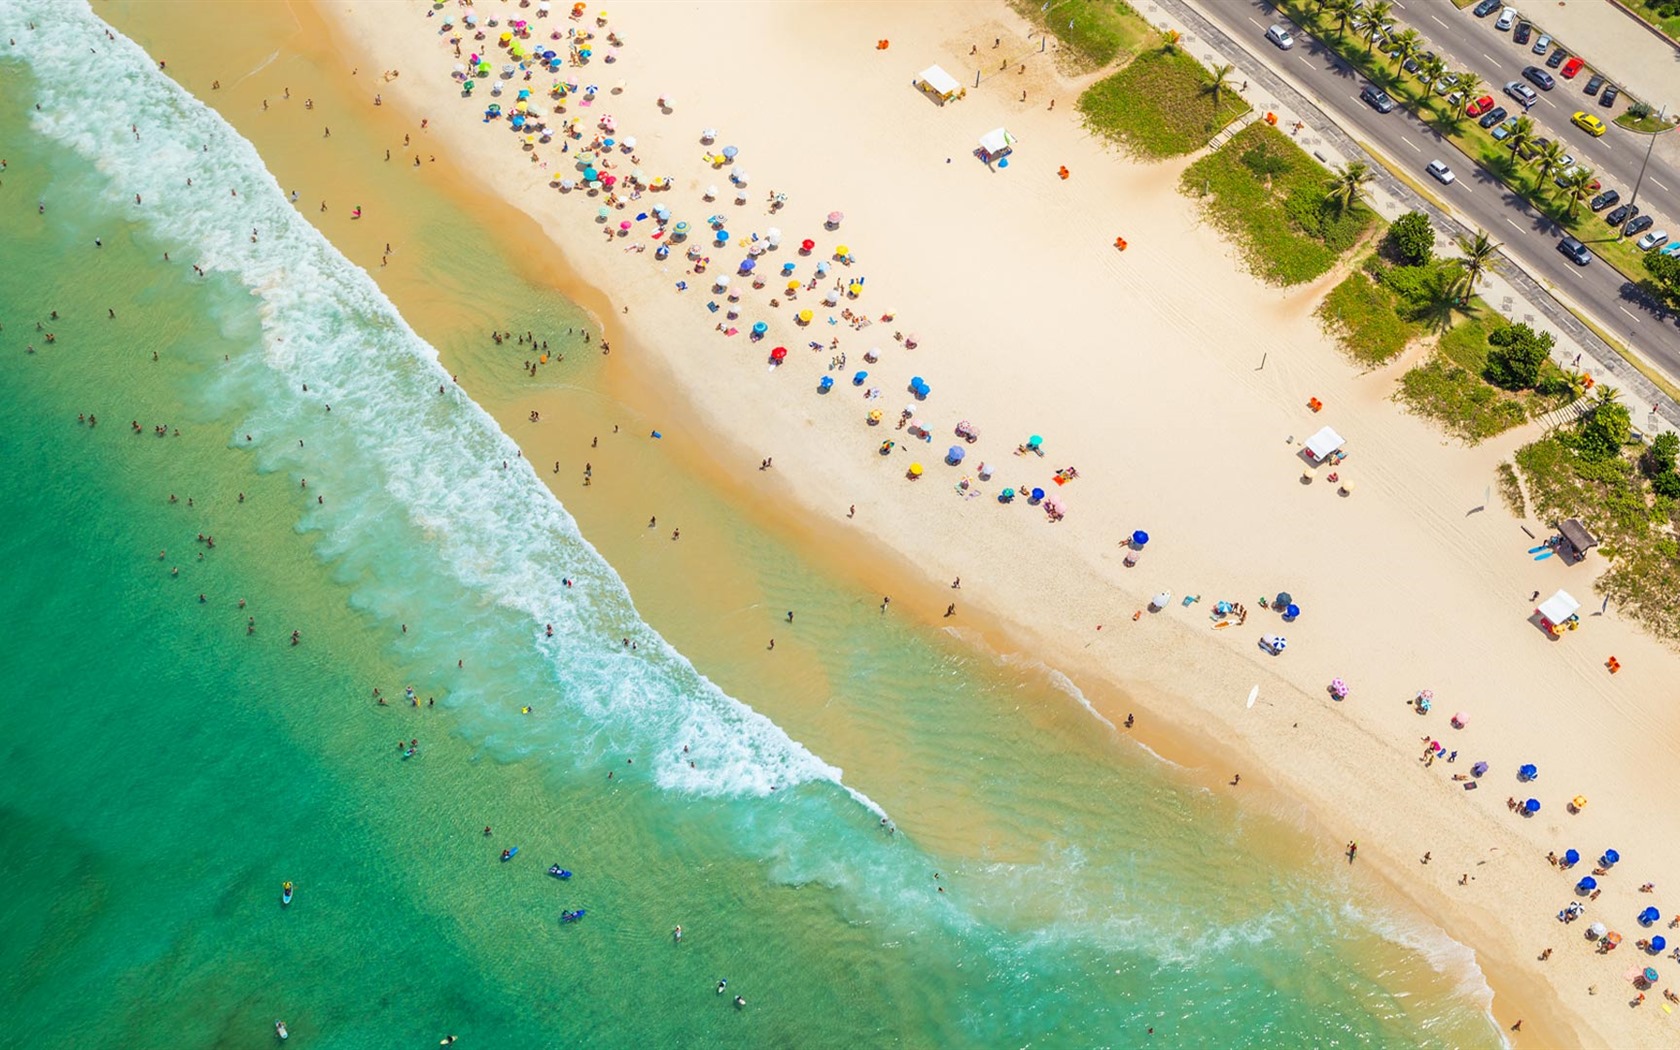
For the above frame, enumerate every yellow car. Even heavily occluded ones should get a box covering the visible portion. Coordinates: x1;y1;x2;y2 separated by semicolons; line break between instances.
1572;111;1607;137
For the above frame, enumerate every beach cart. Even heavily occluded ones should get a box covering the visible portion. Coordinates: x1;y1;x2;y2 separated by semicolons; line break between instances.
1302;425;1346;464
913;64;964;104
977;127;1016;164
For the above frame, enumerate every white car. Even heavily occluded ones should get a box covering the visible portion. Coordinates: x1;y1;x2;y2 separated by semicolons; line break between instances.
1495;6;1517;30
1638;230;1671;252
1266;24;1295;49
1426;160;1455;184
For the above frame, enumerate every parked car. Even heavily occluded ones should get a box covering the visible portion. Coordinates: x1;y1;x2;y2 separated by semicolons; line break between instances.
1584;73;1605;96
1266;24;1294;49
1532;33;1552;54
1554;166;1599;191
1505;80;1538;107
1557;236;1592;266
1492;115;1520;141
1436;74;1461;97
1360;85;1398;113
1589;189;1621;212
1478;105;1510;129
1572;111;1607;137
1466;94;1497;117
1638;230;1671;252
1514;22;1533;45
1523;66;1555;91
1624;215;1655;238
1519;136;1548;161
1561;57;1585;79
1606;203;1639;226
1661;241;1680;258
1496;6;1518;30
1426;160;1455;184
1474;0;1502;16
1600;84;1620;108
1546;49;1568;69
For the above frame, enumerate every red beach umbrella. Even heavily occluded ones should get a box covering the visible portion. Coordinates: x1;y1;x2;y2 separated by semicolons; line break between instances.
770;346;788;362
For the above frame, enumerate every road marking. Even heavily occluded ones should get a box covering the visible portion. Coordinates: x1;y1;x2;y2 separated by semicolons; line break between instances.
1504;217;1524;231
1401;136;1421;152
1539;96;1556;109
1481;52;1497;63
1298;54;1315;67
1619;306;1641;322
1653;177;1672;192
1460;183;1472;194
1431;14;1448;28
1247;16;1263;29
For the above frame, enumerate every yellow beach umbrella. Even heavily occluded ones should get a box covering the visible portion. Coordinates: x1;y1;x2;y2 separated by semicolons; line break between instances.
908;463;923;477
835;244;849;257
786;280;800;292
868;409;883;423
797;309;813;324
848;282;863;297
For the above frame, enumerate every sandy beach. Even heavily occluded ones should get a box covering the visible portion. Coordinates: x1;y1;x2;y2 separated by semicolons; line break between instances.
101;0;1680;1042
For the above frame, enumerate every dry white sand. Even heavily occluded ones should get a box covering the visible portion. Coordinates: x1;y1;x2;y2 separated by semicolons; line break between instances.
325;1;1680;1042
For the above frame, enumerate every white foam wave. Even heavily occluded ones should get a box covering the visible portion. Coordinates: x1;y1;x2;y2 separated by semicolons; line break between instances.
1;1;852;801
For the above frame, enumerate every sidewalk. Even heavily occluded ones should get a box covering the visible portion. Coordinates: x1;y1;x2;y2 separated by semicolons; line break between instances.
1509;0;1678;116
1142;0;1678;435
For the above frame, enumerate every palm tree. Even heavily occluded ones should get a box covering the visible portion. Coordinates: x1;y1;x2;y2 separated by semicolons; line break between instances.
1533;141;1567;190
1504;116;1536;160
1562;167;1597;217
1451;72;1483;121
1324;161;1374;214
1328;0;1360;39
1204;63;1236;114
1418;54;1449;95
1362;1;1394;53
1455;229;1501;302
1390;28;1423;72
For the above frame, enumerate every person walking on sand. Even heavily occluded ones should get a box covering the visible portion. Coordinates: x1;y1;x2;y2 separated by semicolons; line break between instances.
1346;841;1358;863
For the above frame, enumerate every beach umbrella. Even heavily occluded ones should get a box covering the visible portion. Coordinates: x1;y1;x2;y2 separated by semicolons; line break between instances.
827;210;844;226
781;262;796;275
1571;795;1588;810
977;462;992;479
1131;530;1149;547
800;238;815;253
713;275;730;290
1577;876;1598;892
1284;603;1301;619
735;189;750;204
583;166;599;181
595;206;610;220
765;226;781;244
716;229;730;243
748;241;767;256
1588;922;1607;938
1524;798;1540;814
1001;488;1015;500
1030;488;1045;501
835;244;851;259
786;280;800;292
653;205;670;221
559;177;576;190
823;289;840;305
816;261;831;275
947;446;965;464
853;371;868;385
818;376;834;392
1640;907;1661;926
739;258;756;273
1646;965;1662;981
704;185;719;200
1471;761;1488;776
1519;763;1538;781
601;174;618;187
770;346;787;363
867;409;882;423
750;321;768;337
1150;591;1172;609
1602;849;1621;866
908;463;923;477
1652;939;1667;955
622;136;637;149
1606;931;1623;947
1450;711;1470;728
797;309;813;324
722;145;738;160
673;221;689;238
1330;677;1348;698
618;220;631;232
701;127;717;142
1563;848;1580;865
1027;434;1043;449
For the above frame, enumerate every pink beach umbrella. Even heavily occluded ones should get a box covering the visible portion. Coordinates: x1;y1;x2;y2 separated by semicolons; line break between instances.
619;220;632;231
826;210;844;226
1451;712;1470;728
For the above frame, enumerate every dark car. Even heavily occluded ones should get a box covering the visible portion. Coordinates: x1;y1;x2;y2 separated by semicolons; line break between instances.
1546;48;1568;69
1600;84;1620;108
1478;105;1509;129
1558;236;1592;266
1584;73;1605;96
1473;0;1501;15
1360;85;1398;113
1514;22;1533;45
1589;189;1621;212
1523;66;1555;90
1624;215;1655;238
1606;203;1639;226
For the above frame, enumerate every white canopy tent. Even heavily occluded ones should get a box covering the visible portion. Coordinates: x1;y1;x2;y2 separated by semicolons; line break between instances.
914;64;962;101
1303;425;1346;462
1537;589;1581;626
977;127;1016;160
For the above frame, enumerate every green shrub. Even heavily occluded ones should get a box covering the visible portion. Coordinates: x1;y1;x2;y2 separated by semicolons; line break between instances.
1078;47;1251;159
1483;323;1554;391
1385;211;1435;266
1642;431;1680;477
1317;270;1417;365
1653;471;1680;499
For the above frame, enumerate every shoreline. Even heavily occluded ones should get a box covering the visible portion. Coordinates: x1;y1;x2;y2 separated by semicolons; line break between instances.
92;0;1680;1043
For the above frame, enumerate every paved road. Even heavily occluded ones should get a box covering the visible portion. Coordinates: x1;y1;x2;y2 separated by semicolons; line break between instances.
1386;0;1678;227
1173;0;1680;402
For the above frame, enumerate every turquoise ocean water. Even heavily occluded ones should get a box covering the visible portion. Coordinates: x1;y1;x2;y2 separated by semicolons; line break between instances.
0;6;1502;1047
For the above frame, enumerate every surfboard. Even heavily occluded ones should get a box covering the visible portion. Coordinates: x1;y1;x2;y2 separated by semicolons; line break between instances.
1527;544;1549;554
1534;550;1555;561
1246;685;1259;709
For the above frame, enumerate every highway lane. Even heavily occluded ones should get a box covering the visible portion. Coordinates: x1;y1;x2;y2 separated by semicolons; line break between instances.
1182;0;1680;391
1385;0;1678;227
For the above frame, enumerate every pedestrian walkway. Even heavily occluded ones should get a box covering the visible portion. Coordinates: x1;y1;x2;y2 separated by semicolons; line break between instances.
1147;0;1679;434
1508;0;1678;117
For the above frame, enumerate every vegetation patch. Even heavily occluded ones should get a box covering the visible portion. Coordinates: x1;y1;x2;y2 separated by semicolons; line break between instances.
1317;270;1417;365
1079;45;1250;159
1497;461;1526;517
1396;317;1579;443
1009;0;1157;72
1180;123;1375;285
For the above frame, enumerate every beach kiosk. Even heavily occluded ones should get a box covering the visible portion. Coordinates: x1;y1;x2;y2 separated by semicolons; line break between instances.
977;127;1017;164
1536;589;1582;636
1302;425;1346;464
913;64;964;103
1558;518;1598;563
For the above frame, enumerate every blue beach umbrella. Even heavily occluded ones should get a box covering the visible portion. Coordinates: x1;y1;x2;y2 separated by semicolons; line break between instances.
1577;876;1598;892
852;371;868;385
716;230;730;243
1471;761;1489;777
584;166;599;181
1030;488;1045;502
781;262;796;275
1602;849;1621;866
1564;848;1580;866
1284;603;1301;620
1027;434;1043;448
818;376;833;393
723;145;738;159
739;258;756;272
751;321;768;337
1524;798;1540;814
947;446;965;464
1646;966;1661;982
1132;530;1149;547
1651;938;1667;954
1000;488;1016;502
1519;764;1538;781
1640;907;1661;926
